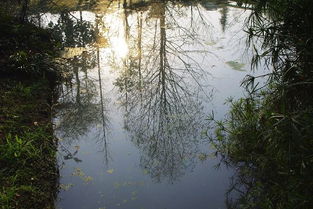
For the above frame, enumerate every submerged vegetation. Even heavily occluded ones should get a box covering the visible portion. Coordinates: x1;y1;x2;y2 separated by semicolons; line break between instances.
209;0;313;208
0;5;60;209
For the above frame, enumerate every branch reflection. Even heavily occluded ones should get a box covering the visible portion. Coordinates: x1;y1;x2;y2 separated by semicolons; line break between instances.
114;1;213;182
52;12;110;165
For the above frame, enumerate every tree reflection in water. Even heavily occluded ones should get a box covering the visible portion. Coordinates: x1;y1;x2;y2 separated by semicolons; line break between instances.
51;11;110;164
114;1;214;183
47;0;230;181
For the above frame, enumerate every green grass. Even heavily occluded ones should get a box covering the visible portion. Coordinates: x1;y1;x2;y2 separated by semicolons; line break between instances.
0;79;58;209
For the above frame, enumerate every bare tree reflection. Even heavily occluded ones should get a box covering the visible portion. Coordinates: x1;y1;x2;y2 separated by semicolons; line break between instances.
114;1;213;182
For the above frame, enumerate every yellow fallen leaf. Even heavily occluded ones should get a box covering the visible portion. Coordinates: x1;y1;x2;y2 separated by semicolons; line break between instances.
107;169;114;174
72;168;84;177
60;183;74;191
83;176;93;182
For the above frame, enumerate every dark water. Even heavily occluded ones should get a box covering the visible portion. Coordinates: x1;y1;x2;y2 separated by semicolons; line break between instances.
35;1;264;209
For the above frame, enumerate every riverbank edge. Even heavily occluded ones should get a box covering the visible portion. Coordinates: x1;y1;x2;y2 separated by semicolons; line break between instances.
0;15;60;209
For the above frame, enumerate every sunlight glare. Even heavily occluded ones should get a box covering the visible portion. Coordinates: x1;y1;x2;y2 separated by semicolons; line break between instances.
111;37;129;59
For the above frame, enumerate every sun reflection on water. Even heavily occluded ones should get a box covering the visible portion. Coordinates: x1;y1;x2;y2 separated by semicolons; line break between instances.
110;36;129;59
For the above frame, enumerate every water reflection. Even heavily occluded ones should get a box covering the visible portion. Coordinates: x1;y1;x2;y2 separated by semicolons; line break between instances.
55;47;111;167
38;1;253;208
55;50;99;138
111;1;214;182
48;10;96;47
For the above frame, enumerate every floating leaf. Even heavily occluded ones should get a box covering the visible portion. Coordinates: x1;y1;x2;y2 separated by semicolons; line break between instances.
60;183;74;191
83;176;93;183
226;61;246;71
114;182;121;189
107;169;114;174
198;153;208;161
143;169;148;175
72;168;84;177
205;41;217;46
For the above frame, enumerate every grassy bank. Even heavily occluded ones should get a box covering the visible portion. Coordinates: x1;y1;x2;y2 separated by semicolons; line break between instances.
0;79;58;209
0;13;60;209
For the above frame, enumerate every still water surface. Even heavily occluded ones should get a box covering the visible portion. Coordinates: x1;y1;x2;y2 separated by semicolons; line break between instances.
36;1;263;208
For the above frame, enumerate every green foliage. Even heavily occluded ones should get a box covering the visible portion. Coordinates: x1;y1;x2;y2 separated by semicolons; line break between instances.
2;134;37;160
210;87;313;209
209;0;313;209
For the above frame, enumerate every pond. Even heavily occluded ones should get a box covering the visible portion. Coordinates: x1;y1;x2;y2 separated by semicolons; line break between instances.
31;1;265;209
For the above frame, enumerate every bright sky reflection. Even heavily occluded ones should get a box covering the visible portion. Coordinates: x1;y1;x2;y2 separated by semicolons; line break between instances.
110;36;129;59
103;10;129;60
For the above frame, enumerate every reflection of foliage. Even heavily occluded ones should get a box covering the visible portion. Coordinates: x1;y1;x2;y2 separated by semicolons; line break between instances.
48;10;96;47
209;0;313;209
199;0;228;11
55;50;101;140
29;0;98;14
